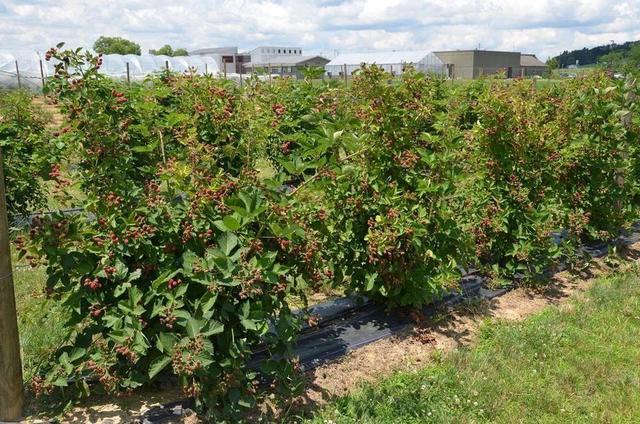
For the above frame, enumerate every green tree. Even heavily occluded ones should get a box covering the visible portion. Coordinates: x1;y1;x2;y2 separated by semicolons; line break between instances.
149;45;189;56
627;44;640;67
93;36;141;55
546;57;559;71
173;48;189;56
301;65;326;80
598;51;625;68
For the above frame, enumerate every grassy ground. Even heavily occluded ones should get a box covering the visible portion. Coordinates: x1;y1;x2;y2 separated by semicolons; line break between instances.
306;269;640;423
12;248;68;382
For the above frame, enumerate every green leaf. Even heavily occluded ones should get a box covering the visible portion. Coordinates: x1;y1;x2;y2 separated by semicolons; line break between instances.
222;215;241;230
240;318;260;331
217;232;238;256
156;332;178;353
67;347;86;362
127;269;142;283
201;320;224;336
148;356;172;379
365;272;378;291
152;269;181;290
114;283;130;298
185;317;205;338
131;142;158;153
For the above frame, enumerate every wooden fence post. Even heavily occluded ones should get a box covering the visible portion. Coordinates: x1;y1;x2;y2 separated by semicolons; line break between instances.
165;60;169;71
204;63;208;75
0;147;24;422
14;61;21;89
39;59;45;94
343;64;348;86
126;62;131;85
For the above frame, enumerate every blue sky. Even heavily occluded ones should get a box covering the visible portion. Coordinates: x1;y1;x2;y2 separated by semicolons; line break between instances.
0;0;638;60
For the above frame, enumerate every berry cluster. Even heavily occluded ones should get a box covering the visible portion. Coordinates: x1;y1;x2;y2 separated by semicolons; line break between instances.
167;278;183;289
115;344;138;363
89;303;105;318
83;277;102;291
160;309;177;329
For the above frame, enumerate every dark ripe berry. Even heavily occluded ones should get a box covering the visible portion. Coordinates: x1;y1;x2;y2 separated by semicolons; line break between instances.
281;141;292;154
167;278;183;289
277;237;291;251
89;304;105;318
272;103;286;117
49;164;61;179
83;277;102;291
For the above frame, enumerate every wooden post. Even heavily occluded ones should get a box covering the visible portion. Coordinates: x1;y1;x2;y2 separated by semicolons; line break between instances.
14;61;21;89
240;64;243;88
39;59;45;93
343;64;348;86
0;147;24;422
223;63;227;80
204;63;208;75
165;60;169;71
126;62;130;85
268;64;272;84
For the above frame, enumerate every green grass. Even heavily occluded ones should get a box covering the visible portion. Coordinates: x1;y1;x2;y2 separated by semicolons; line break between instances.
306;269;640;423
12;247;68;382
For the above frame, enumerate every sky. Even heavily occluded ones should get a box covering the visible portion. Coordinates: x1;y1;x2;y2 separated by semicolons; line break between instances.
0;0;639;60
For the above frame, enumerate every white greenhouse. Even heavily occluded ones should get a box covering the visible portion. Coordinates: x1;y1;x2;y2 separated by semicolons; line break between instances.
0;50;221;90
325;50;446;77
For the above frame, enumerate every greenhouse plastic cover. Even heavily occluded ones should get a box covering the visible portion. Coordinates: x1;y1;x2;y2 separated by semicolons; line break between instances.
0;50;221;89
326;50;446;75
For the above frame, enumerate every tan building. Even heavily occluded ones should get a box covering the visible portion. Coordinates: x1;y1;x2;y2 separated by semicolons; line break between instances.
434;50;522;79
520;54;547;77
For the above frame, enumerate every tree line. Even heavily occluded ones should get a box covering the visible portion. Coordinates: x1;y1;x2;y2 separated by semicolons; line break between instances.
550;40;640;69
93;36;189;56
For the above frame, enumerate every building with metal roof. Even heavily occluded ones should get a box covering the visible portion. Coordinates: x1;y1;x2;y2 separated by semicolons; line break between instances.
520;54;547;77
244;55;330;79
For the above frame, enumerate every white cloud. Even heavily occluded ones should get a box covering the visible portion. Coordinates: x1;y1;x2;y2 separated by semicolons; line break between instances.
0;0;638;60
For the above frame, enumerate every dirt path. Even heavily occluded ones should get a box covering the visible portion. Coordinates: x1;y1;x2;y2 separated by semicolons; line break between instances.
28;244;640;423
31;96;63;128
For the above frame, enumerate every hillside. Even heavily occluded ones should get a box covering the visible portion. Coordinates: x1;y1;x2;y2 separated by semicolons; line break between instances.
553;40;639;67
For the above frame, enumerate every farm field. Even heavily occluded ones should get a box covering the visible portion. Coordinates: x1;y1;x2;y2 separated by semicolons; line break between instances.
307;267;640;424
2;45;640;421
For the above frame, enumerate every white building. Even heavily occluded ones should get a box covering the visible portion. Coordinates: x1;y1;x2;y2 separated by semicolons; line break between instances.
325;50;446;77
249;46;302;64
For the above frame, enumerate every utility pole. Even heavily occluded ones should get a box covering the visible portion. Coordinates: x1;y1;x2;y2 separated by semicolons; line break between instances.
0;148;24;422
